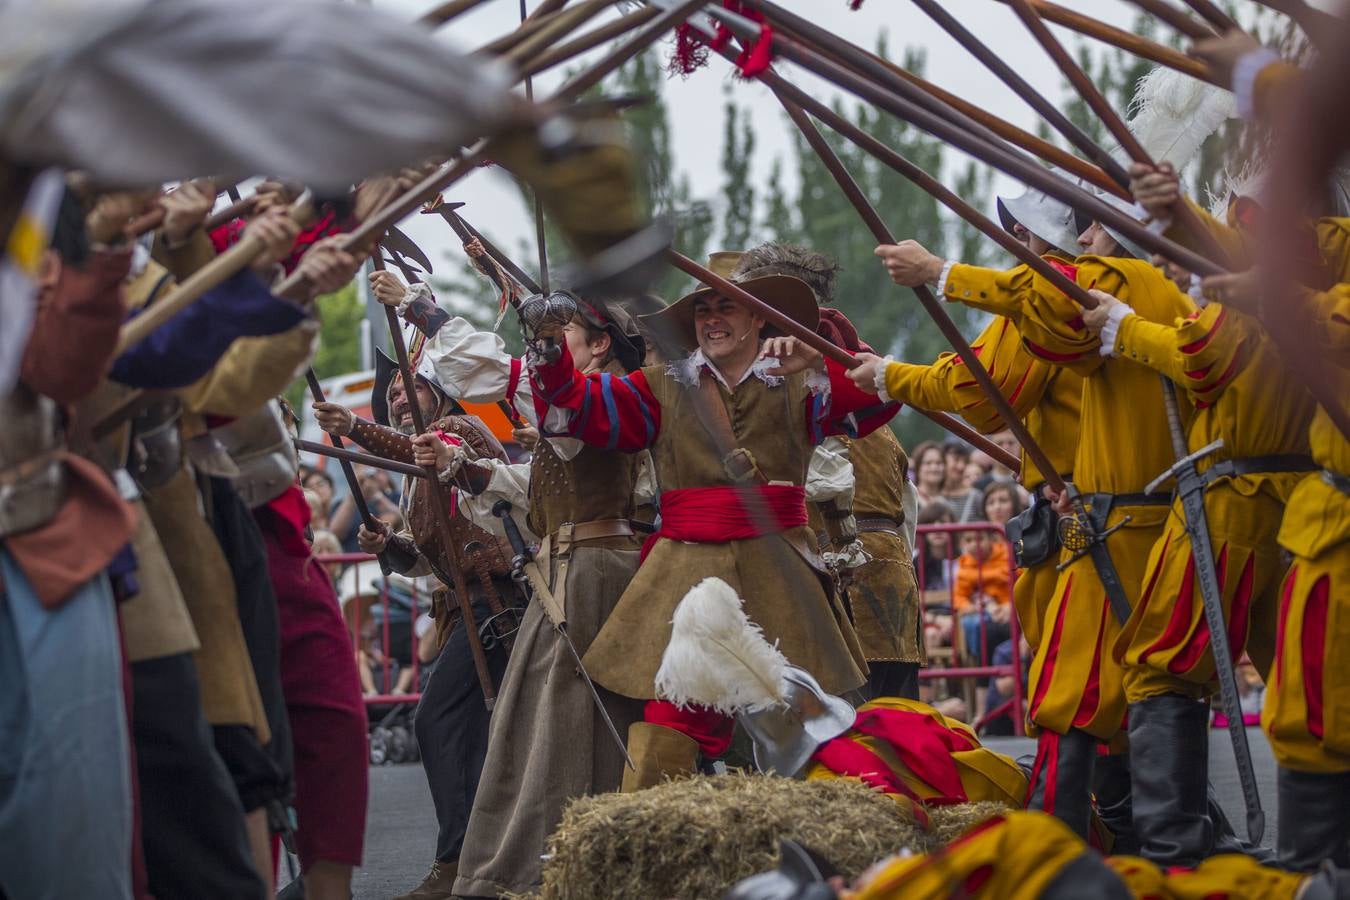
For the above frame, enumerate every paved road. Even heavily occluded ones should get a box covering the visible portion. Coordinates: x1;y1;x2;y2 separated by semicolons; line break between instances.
332;727;1278;900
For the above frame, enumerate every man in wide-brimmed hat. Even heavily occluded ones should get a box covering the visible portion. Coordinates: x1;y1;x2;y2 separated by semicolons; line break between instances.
525;250;900;791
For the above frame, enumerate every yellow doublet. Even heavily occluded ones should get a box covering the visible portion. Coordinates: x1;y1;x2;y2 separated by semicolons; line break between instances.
882;289;1083;490
881;307;1083;648
1109;304;1314;702
846;811;1307;900
804;698;1027;808
1263;284;1350;774
941;257;1192;738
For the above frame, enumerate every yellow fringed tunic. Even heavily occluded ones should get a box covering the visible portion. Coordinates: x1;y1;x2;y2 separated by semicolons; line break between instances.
1108;303;1314;704
939;256;1192;739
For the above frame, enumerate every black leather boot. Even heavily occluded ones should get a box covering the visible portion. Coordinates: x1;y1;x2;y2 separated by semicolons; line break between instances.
1277;767;1350;872
1092;751;1139;855
1128;695;1212;866
1028;728;1098;841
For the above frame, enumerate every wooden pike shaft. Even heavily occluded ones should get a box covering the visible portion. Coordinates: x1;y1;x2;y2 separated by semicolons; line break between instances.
305;371;384;529
714;4;1221;275
1180;0;1240;32
759;67;1094;307
776;96;1061;489
275;0;688;300
117;193;312;354
503;0;612;66
784;20;1121;197
294;437;427;481
444;207;543;294
909;0;1132;191
522;6;661;77
374;252;499;709
989;0;1223;85
1123;0;1214;39
418;0;491;27
665;250;1024;475
1003;0;1237;268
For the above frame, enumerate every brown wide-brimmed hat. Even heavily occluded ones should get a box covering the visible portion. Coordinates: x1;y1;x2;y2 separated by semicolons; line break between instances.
639;254;820;353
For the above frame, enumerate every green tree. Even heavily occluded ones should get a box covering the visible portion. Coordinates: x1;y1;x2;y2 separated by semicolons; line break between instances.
283;281;363;409
720;86;757;252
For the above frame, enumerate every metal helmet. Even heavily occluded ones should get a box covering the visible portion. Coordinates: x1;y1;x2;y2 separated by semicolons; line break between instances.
738;665;856;778
1093;188;1151;261
996;185;1079;258
722;840;839;900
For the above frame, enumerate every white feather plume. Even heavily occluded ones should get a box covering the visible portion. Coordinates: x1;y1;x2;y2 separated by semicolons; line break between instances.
1128;66;1235;173
655;577;789;716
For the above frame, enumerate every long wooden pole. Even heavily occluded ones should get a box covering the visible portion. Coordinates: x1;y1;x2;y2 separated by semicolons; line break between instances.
275;0;700;300
117;193;313;354
373;252;499;709
418;0;491;27
988;0;1223;85
783;23;1121;197
1180;0;1241;32
749;59;1095;308
775;98;1063;490
1123;0;1214;39
709;3;1221;277
295;436;427;480
909;0;1132;191
665;250;1023;475
1004;0;1237;269
521;6;661;77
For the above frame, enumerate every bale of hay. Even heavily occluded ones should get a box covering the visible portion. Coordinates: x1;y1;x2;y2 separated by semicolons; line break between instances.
926;801;1016;847
535;773;1007;900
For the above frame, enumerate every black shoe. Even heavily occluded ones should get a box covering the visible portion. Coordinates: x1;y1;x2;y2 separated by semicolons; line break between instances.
1028;728;1098;841
1128;695;1213;867
1277;768;1350;872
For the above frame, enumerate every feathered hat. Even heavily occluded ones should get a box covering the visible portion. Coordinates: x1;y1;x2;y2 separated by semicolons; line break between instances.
655;577;856;777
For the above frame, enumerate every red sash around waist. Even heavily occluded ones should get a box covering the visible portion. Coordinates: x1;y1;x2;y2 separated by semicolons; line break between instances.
641;484;807;562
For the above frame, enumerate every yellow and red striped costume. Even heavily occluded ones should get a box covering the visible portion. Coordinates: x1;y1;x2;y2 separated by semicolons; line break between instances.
1262;282;1350;775
804;698;1028;819
1108;303;1314;703
941;257;1193;740
845;811;1307;899
882;302;1083;651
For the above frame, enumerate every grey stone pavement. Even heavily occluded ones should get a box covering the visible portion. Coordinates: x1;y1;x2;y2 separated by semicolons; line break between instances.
327;726;1277;899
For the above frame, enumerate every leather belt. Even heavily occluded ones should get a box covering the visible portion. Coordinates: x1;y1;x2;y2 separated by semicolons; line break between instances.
857;516;903;535
1086;491;1172;508
1323;470;1350;497
553;518;634;547
1201;454;1317;487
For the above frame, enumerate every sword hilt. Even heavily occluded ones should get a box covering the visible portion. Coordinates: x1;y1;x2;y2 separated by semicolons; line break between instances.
1145;437;1226;496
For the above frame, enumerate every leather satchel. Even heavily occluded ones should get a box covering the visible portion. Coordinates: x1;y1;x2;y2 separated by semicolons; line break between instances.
1006;492;1060;569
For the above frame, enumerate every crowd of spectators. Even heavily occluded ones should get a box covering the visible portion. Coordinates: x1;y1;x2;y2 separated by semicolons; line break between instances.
911;431;1030;734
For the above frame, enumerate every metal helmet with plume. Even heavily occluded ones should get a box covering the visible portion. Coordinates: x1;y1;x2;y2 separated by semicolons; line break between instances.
654;577;856;777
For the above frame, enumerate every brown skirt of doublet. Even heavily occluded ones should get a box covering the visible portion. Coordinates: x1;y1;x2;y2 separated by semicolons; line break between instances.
583;526;868;701
453;541;644;899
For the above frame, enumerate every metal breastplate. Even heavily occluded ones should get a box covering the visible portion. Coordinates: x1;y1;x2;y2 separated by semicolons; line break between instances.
0;387;67;538
214;401;299;509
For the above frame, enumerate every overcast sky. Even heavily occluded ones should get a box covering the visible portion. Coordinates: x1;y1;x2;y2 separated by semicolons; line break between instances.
367;0;1156;282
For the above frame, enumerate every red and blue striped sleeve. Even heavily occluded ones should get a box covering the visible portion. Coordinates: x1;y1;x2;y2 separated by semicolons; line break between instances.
529;344;661;452
808;357;901;444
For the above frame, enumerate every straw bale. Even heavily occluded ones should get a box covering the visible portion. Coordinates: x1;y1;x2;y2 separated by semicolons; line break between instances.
532;773;1010;900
